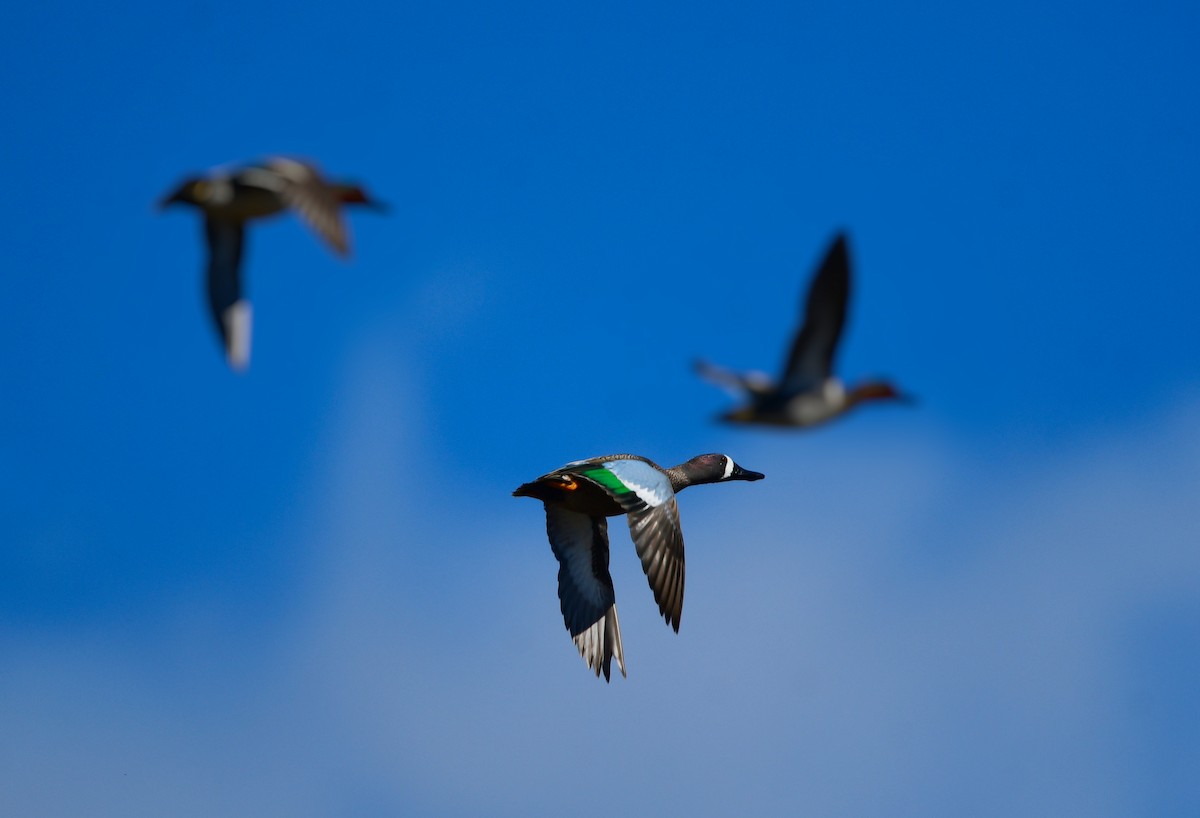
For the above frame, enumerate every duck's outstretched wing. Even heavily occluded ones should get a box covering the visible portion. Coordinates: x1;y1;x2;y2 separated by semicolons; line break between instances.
263;158;351;256
693;359;775;397
203;218;251;371
780;233;850;392
544;505;626;681
575;459;685;632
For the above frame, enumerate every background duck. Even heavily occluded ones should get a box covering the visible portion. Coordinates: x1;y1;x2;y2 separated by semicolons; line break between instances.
159;157;383;370
514;453;764;680
696;232;910;428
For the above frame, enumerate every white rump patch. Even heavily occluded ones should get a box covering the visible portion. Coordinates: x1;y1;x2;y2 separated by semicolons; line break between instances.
605;460;672;507
225;301;252;371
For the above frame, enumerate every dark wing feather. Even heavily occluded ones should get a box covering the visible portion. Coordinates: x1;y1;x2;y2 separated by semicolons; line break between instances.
544;505;626;680
574;462;685;632
780;233;851;392
623;496;685;632
204;218;251;370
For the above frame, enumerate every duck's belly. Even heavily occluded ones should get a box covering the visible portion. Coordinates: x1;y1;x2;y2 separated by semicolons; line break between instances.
785;392;842;426
780;379;846;426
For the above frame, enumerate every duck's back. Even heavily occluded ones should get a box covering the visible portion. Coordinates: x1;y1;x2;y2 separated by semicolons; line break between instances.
515;455;666;517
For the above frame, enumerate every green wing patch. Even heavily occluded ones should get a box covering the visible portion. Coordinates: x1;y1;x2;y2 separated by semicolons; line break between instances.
580;466;632;494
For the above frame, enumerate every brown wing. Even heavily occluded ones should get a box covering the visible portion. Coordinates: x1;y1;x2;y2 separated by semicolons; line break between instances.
266;158;351;256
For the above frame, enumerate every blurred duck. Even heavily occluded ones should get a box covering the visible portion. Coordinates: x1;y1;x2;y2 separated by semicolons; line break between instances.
514;453;764;681
696;233;910;427
159;157;383;370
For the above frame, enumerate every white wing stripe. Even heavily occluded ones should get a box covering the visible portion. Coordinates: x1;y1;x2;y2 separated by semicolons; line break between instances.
604;460;673;507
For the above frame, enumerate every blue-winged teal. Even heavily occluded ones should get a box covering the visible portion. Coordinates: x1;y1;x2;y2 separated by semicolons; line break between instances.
514;453;764;680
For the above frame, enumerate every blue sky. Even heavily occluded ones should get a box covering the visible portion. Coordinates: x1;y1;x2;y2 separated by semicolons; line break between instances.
2;1;1198;815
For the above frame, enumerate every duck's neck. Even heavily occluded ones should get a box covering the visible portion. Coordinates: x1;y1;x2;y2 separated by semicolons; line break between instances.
664;465;692;493
665;460;717;493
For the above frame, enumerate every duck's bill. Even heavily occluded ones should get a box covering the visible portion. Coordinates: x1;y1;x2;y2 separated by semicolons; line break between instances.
334;184;389;211
730;464;765;481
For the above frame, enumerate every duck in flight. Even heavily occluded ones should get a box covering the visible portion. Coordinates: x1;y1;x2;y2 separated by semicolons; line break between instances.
159;157;383;370
514;453;764;680
695;233;910;427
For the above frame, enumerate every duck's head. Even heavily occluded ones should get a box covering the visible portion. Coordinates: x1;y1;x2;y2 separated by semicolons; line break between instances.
678;453;765;488
157;177;207;210
330;183;388;211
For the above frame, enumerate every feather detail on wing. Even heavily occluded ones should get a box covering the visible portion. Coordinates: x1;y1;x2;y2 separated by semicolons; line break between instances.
544;505;626;680
576;460;686;632
623;496;685;631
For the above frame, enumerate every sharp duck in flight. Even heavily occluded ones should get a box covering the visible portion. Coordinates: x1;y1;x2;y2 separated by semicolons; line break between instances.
514;453;764;680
